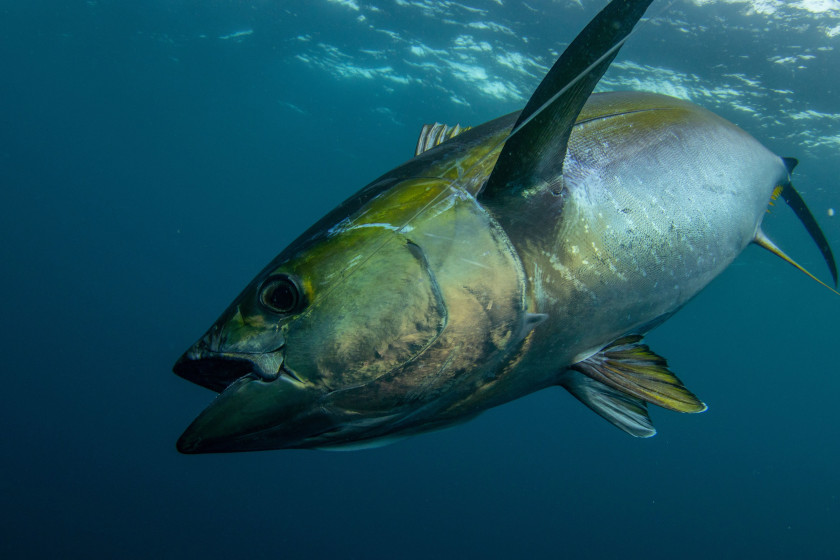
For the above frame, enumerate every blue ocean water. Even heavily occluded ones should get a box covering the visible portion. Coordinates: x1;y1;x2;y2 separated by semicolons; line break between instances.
3;0;839;558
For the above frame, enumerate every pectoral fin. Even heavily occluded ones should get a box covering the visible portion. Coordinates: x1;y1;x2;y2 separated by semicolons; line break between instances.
560;370;656;438
571;335;707;414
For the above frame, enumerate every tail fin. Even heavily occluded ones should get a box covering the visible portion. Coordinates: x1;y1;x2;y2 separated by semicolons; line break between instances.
779;181;838;287
754;158;837;293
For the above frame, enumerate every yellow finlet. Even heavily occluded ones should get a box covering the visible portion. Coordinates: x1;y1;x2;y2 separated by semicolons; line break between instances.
766;185;783;211
753;228;840;296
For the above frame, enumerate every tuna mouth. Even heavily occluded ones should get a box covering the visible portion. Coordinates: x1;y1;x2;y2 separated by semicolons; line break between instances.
173;349;293;393
173;354;255;392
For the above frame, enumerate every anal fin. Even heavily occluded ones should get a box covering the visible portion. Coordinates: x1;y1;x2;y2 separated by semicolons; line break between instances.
561;370;656;438
571;335;707;414
753;228;840;295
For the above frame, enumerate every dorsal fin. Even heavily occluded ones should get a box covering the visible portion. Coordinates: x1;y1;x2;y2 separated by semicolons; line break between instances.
415;123;471;156
780;182;838;287
480;0;654;202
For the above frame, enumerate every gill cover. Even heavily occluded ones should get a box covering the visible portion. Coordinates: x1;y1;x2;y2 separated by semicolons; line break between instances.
282;231;448;390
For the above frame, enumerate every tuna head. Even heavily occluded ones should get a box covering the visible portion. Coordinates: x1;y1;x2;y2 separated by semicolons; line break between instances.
174;178;528;452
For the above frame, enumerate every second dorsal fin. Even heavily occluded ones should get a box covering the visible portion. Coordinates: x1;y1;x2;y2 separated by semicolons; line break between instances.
415;123;471;156
480;0;654;203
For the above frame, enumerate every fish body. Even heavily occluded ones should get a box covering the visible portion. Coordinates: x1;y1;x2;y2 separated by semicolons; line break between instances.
173;0;834;452
499;92;785;389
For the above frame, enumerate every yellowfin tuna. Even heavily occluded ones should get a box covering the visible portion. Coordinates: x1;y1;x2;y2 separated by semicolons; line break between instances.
174;0;836;452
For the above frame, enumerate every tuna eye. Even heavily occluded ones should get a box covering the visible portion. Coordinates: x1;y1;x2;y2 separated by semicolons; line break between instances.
259;275;304;314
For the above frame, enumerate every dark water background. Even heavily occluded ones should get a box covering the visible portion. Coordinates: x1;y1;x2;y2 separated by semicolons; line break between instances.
3;1;839;558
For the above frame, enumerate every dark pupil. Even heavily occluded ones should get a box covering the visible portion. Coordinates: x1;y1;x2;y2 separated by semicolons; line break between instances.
267;279;297;312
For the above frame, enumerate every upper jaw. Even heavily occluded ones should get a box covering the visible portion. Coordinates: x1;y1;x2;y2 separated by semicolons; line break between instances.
173;344;289;393
173;316;292;393
175;302;292;391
